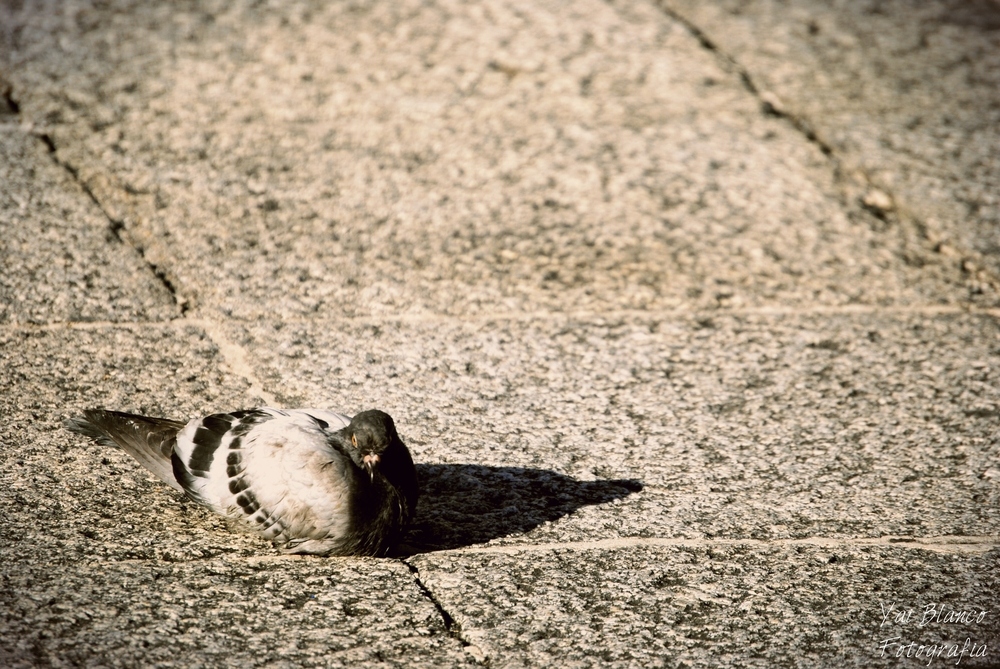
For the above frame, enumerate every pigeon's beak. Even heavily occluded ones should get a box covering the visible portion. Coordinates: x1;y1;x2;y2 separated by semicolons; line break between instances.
363;453;380;480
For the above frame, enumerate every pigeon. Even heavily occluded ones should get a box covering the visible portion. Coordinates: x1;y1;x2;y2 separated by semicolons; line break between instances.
65;407;418;557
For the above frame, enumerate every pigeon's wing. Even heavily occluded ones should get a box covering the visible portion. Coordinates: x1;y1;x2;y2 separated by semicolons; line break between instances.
172;408;359;552
170;408;277;507
293;408;352;432
65;410;187;492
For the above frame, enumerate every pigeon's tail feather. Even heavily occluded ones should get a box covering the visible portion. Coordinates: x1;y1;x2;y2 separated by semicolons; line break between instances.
65;410;187;492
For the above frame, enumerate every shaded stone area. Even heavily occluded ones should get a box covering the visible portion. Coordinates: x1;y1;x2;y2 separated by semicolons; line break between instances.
407;465;643;552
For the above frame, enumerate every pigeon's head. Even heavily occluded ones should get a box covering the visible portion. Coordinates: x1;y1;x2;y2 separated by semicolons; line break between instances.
341;408;419;528
345;409;402;477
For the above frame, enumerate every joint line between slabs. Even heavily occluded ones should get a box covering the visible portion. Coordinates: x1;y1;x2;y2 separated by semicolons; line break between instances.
0;316;277;406
314;303;991;326
191;318;278;407
0;305;997;333
0;320;182;332
84;535;1000;570
446;535;1000;556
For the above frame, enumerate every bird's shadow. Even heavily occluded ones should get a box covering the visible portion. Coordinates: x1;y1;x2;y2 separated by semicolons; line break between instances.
401;464;643;554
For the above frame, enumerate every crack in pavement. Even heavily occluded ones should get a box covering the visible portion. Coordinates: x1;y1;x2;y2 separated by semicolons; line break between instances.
3;83;189;317
654;0;834;157
442;535;1000;556
401;558;489;665
653;0;1000;300
3;86;278;409
47;140;190;316
44;533;1000;571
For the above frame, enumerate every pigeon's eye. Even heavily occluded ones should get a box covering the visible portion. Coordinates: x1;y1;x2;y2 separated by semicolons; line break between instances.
351;434;358;448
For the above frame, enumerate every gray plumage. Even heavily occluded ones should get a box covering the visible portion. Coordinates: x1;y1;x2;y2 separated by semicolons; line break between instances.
65;407;418;557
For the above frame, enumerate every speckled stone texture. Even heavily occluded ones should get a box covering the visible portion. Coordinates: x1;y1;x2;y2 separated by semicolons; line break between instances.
2;0;999;666
225;312;1000;547
412;544;1000;667
1;557;471;669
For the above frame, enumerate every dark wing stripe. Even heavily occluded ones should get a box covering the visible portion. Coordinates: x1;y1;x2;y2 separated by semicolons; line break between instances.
236;491;261;515
216;412;278;531
228;476;250;494
167;409;281;512
202;413;237;435
307;414;329;429
189;428;222;474
256;512;288;540
182;410;271;480
183;408;295;544
188;414;235;475
227;409;265;420
171;452;210;505
230;411;273;439
226;451;242;478
221;442;254;501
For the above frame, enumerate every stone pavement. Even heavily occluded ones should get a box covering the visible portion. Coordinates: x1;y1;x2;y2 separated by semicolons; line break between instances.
1;0;998;666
